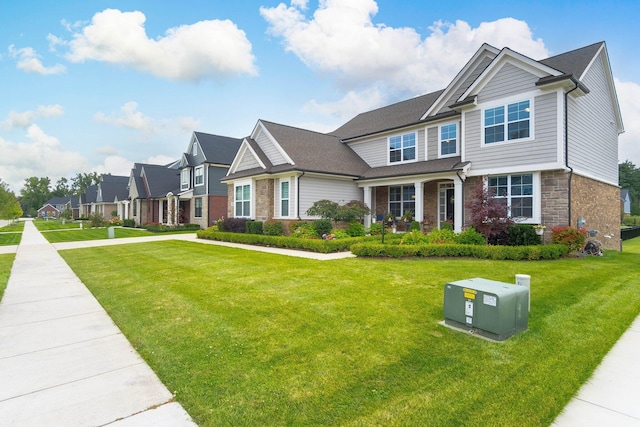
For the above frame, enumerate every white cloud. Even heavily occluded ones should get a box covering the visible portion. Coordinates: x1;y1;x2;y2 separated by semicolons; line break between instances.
304;85;387;122
94;102;205;140
261;0;548;117
95;146;120;156
8;45;66;75
92;156;134;177
1;104;64;130
94;101;156;133
144;154;178;166
0;125;89;193
616;79;640;165
64;9;257;81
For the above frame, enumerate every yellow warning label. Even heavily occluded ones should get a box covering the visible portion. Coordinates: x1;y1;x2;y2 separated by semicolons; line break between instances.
463;288;477;300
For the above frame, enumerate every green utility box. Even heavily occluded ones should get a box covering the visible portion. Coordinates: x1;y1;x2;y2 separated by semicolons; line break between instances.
444;278;529;341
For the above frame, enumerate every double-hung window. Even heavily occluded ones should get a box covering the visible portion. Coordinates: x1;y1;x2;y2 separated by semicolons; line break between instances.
280;180;290;217
181;168;190;190
194;166;204;186
389;132;416;164
389;185;415;218
235;183;251;218
194;197;202;218
488;174;534;219
484;100;530;144
439;123;457;157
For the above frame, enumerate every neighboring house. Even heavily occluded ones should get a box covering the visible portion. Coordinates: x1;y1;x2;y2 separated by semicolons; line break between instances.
128;162;181;226
37;196;79;219
620;189;631;215
178;132;243;228
79;185;98;218
94;175;130;219
223;41;623;249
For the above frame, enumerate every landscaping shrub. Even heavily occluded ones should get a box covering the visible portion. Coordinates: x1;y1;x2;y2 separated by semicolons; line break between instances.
440;221;453;231
401;230;428;245
426;228;456;244
89;212;107;228
368;222;383;235
507;224;541;246
622;215;640;226
409;221;421;232
109;217;123;226
346;221;365;237
330;229;350;239
221;217;248;233
351;243;568;260
313;219;333;236
123;219;135;228
456;227;486;245
291;221;317;238
552;226;587;252
263;220;284;236
246;220;263;235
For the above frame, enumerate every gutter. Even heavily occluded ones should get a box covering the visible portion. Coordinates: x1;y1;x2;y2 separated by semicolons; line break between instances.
565;80;580;226
297;171;305;220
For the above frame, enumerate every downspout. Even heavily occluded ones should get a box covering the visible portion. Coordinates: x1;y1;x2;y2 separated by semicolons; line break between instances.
297;171;305;220
565;80;580;226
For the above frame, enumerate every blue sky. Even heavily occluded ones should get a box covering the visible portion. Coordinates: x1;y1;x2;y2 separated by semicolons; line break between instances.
1;0;639;192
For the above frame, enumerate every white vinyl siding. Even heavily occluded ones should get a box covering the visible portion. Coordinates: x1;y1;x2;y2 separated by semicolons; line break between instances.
477;62;540;104
236;150;261;172
567;53;619;184
348;129;425;167
436;55;495;115
255;128;288;166
464;93;557;169
299;176;362;219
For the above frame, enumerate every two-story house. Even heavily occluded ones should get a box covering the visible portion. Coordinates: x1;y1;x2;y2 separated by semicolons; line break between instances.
223;41;623;249
178;132;243;229
38;196;79;219
94;175;130;220
128;162;181;226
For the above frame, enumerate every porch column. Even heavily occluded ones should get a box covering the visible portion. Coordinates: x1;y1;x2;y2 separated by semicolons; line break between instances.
414;181;424;227
167;196;173;227
174;196;179;225
159;200;164;224
123;201;129;220
363;186;372;227
454;179;463;233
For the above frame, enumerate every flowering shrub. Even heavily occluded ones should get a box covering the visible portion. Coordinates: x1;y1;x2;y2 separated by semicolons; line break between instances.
109;217;123;226
291;221;318;239
551;226;587;252
426;228;457;244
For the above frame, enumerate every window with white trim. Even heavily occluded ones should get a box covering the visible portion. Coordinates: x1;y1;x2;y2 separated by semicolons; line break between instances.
389;186;415;218
194;197;202;218
488;173;533;219
389;132;416;164
484;100;530;144
194;166;204;186
181;168;190;190
192;143;197;156
234;183;251;218
439;123;458;157
280;180;290;217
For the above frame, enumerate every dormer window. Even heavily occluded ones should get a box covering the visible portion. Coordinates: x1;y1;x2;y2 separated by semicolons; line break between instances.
192;143;197;156
388;132;416;164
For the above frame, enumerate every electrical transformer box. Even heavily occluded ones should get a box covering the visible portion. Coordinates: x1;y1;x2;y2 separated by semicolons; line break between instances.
444;278;529;341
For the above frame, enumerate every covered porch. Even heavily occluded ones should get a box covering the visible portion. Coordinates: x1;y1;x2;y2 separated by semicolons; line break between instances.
361;171;466;233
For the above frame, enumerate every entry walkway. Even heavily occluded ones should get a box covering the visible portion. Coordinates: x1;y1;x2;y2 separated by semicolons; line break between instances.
0;220;196;426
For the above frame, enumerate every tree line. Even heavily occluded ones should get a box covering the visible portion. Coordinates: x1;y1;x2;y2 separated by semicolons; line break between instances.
0;172;103;219
619;160;640;215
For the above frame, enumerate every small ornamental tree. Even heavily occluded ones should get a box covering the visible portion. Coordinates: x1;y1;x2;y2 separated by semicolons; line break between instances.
464;179;514;243
306;199;370;224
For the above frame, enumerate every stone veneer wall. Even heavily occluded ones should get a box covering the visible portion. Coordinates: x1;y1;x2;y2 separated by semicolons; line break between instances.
254;179;274;222
571;173;620;250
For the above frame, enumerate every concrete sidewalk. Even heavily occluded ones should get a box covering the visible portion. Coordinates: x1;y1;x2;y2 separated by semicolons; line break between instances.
0;220;196;426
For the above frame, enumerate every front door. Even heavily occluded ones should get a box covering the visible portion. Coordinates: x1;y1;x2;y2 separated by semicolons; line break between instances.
439;183;455;228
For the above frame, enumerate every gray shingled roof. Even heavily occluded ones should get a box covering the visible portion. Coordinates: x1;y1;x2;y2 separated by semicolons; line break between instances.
80;186;98;204
98;175;129;202
330;90;446;140
260;121;370;177
539;42;604;78
194;132;243;165
43;196;78;209
140;164;180;198
362;157;468;180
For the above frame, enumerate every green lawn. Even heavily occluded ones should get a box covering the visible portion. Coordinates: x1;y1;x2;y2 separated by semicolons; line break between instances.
59;239;640;426
0;233;22;246
41;227;160;243
0;221;24;232
0;254;15;301
33;219;83;230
